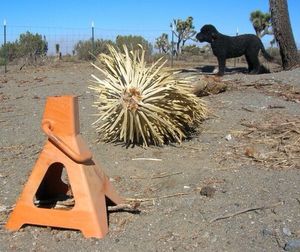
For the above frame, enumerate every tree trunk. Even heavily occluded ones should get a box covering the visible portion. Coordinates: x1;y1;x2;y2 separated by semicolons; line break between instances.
269;0;299;69
176;40;181;57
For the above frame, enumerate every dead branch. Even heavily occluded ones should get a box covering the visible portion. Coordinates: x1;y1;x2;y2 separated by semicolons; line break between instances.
130;171;182;180
125;192;189;203
107;203;141;213
132;158;162;161
209;201;283;223
35;198;140;213
242;107;255;112
244;82;273;87
267;105;286;109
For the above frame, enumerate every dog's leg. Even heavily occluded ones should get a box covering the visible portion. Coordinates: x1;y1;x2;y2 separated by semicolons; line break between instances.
246;49;260;74
249;57;260;74
217;57;226;76
245;55;253;73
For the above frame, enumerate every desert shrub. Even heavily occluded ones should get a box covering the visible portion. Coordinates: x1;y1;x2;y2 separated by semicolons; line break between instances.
149;53;169;63
181;45;202;56
0;57;5;65
0;42;19;62
62;54;79;62
18;32;48;58
0;32;47;63
74;39;116;60
115;35;153;59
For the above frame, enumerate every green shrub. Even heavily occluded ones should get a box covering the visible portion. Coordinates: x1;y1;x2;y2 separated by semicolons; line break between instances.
0;31;47;63
74;39;115;60
0;57;5;66
18;32;48;58
115;35;153;59
181;45;202;56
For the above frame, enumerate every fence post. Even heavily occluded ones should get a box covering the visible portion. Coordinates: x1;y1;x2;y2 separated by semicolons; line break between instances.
91;21;95;57
3;19;7;73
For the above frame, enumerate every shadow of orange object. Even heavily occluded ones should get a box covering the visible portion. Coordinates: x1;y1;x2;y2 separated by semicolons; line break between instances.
5;95;123;238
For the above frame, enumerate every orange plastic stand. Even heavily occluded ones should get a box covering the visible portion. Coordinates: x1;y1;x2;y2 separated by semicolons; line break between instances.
5;95;123;238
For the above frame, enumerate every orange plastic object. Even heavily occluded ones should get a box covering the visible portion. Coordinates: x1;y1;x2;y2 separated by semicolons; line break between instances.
5;95;123;238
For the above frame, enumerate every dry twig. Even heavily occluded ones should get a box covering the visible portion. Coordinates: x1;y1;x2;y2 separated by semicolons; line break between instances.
244;82;273;87
209;201;283;223
125;192;189;203
132;158;162;161
34;198;141;213
130;171;182;180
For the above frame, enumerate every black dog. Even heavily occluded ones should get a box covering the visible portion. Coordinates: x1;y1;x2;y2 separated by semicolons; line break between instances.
196;24;272;75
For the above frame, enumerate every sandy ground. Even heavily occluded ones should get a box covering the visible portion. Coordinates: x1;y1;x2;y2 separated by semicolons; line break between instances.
0;61;299;252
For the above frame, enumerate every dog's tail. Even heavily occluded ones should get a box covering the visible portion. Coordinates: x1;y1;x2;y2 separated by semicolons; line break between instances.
260;41;273;61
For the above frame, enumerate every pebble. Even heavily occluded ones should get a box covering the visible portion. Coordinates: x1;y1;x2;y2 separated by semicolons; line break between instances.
200;186;216;198
283;227;292;236
225;134;232;141
0;173;7;178
284;240;300;251
262;228;273;236
0;205;9;212
211;236;217;243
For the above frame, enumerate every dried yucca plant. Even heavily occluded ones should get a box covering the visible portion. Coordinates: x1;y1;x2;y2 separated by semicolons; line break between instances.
89;45;208;146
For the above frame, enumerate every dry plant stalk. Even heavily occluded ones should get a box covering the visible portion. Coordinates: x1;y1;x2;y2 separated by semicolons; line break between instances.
89;45;207;146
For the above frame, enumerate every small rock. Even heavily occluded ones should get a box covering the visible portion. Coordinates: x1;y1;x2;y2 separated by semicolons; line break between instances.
284;240;300;251
200;186;216;198
211;235;217;243
283;227;292;236
0;173;8;178
113;176;122;182
244;147;255;158
225;134;232;141
0;205;8;212
262;228;273;236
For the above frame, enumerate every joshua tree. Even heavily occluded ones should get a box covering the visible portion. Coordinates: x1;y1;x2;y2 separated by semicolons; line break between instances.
250;10;273;38
269;0;299;69
172;16;196;55
155;33;170;53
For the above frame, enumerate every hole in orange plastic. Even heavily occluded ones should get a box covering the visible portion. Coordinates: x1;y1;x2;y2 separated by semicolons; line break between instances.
33;162;74;210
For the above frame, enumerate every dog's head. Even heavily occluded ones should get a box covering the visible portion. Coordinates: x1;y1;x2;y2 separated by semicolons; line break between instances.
196;24;219;43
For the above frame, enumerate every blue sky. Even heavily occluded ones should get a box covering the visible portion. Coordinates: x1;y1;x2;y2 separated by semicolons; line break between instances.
1;0;299;54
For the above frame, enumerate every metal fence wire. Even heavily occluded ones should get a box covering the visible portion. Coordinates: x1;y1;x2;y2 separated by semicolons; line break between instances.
0;22;172;72
0;23;171;55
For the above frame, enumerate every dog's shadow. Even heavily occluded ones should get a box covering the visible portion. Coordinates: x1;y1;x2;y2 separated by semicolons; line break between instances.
180;64;270;75
180;65;248;75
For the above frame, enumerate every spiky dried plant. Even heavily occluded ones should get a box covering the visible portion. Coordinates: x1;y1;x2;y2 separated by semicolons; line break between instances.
89;45;208;146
